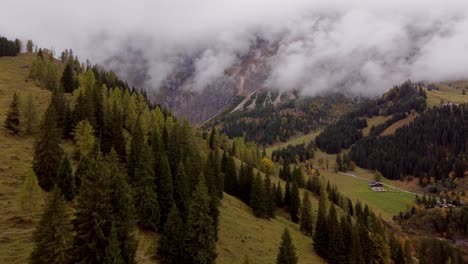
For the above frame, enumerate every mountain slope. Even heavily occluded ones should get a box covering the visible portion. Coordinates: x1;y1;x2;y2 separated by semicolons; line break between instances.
0;53;50;264
0;51;325;264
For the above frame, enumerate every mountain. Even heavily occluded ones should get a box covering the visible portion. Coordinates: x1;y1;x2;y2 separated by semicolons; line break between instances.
152;39;276;123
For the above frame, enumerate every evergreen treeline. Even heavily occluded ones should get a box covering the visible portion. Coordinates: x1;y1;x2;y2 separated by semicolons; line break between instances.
333;152;355;172
350;104;468;182
314;117;366;154
352;80;427;118
0;36;21;56
271;142;315;164
28;49;220;263
312;183;411;264
315;81;427;154
220;152;276;218
279;162;306;187
367;112;407;137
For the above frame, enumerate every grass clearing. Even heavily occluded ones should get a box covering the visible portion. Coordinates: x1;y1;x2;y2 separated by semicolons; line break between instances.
217;194;325;264
381;112;418;136
362;115;392;136
425;82;468;108
265;130;321;157
265;132;419;222
318;169;415;220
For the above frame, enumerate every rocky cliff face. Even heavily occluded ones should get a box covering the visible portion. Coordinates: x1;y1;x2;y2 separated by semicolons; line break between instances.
154;40;277;124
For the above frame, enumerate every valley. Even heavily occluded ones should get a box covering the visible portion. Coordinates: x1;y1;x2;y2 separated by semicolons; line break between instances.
1;9;468;261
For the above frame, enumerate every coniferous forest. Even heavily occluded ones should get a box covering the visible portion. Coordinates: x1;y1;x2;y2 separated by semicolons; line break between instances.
315;81;427;154
350;104;468;183
2;37;467;264
13;49;221;264
0;35;21;57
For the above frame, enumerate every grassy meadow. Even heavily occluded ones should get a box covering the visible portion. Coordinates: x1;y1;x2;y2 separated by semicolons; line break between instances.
0;53;51;263
425;81;468;107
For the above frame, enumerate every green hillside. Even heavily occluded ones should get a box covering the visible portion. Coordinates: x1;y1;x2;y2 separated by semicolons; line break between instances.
0;53;50;263
0;53;325;264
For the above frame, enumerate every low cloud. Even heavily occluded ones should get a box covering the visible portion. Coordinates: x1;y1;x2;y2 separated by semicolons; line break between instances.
2;0;468;96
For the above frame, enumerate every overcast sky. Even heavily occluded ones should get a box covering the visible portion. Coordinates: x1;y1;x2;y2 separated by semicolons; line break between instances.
2;0;468;96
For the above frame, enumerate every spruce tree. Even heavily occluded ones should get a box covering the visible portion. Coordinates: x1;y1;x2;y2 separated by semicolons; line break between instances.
351;222;364;264
150;128;163;182
158;205;185;264
203;151;222;240
33;105;64;191
205;150;223;199
263;175;275;218
173;162;190;220
276;228;298;264
26;40;33;52
341;216;357;264
300;192;313;236
184;176;217;264
357;221;372;264
106;151;138;264
208;126;218;149
289;183;300;223
63;102;74;138
74;156;91;195
157;154;174;228
61;62;75;93
314;186;329;258
250;174;265;217
223;154;238;195
72;157;111;263
30;187;72;264
105;224;125;264
284;181;291;207
50;87;68;132
127;119;144;184
57;155;74;201
328;207;346;264
73;153;136;263
275;182;284;207
220;151;228;174
133;145;160;231
4;92;20;134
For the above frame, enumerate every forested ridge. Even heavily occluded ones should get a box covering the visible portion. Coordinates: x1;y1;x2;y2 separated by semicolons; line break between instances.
350;104;468;183
315;81;427;154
